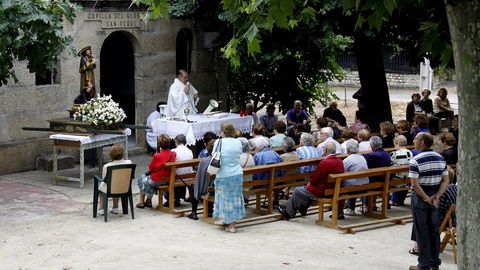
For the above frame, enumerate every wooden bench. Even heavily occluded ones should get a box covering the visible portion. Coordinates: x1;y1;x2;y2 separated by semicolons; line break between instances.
201;158;325;224
156;158;202;214
316;165;411;233
155;145;414;218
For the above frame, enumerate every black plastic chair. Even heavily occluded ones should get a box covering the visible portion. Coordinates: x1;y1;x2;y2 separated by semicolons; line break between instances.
93;164;136;222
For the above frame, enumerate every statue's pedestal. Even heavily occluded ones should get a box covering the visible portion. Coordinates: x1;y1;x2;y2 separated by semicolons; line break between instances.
48;118;94;134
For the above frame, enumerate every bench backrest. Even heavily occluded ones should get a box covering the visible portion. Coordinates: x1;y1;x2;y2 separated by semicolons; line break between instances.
324;165;410;196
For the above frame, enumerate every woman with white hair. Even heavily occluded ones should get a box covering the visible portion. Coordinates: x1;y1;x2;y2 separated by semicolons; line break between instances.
316;127;343;155
280;136;300;199
252;136;282;207
295;133;321;173
341;139;369;216
253;136;282;180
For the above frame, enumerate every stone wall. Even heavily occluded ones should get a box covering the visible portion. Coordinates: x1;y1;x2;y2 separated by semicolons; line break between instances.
329;70;429;89
0;8;226;174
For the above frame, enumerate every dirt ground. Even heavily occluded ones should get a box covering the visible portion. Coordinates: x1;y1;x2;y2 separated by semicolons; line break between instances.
0;85;458;270
0;166;458;270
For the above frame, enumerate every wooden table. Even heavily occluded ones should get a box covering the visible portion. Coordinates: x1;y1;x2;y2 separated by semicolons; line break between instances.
50;133;128;188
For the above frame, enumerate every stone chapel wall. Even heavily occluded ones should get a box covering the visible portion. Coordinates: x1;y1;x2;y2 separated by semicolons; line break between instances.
0;6;225;174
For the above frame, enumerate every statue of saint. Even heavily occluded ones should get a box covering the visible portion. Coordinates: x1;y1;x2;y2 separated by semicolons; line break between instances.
78;46;96;100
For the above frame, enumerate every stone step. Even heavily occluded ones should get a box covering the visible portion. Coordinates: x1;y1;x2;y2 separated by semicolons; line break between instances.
36;154;75;172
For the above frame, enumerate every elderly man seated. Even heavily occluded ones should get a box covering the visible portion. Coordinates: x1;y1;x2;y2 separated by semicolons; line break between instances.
286;100;311;130
277;142;345;219
295;133;321;173
316;127;343;155
323;101;347;127
260;104;278;136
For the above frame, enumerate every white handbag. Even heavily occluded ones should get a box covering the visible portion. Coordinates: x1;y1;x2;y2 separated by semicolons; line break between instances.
207;139;222;175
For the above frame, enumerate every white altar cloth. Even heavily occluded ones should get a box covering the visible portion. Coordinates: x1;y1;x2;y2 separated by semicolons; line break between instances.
152;113;254;145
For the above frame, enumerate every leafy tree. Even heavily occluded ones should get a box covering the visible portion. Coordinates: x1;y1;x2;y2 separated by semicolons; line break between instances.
444;1;480;268
137;0;349;114
137;1;480;267
227;29;350;114
0;0;79;86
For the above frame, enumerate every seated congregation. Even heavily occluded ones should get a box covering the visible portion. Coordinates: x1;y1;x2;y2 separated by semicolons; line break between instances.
94;97;458;238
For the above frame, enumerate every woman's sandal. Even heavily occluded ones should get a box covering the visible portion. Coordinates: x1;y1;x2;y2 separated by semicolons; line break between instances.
408;248;419;256
136;203;145;209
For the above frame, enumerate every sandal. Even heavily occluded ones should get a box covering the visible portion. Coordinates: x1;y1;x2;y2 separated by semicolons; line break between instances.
136;203;145;209
408;248;419;256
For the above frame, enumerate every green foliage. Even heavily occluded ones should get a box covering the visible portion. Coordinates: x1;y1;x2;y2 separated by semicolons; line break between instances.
220;0;320;68
132;0;170;20
0;0;78;86
227;28;352;114
168;0;198;19
434;66;455;81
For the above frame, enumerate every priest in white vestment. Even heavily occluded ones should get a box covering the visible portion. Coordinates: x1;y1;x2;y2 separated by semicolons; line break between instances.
165;70;199;117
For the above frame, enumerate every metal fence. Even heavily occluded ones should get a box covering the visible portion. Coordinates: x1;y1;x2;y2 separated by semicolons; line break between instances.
336;50;419;74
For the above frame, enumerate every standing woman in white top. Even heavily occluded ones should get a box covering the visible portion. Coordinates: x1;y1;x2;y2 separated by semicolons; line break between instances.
213;122;245;233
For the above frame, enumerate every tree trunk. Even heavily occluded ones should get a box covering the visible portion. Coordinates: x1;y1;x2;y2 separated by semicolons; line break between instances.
446;1;480;269
353;31;393;132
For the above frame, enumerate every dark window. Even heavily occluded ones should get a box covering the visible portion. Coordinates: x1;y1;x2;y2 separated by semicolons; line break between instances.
176;28;193;73
35;65;60;85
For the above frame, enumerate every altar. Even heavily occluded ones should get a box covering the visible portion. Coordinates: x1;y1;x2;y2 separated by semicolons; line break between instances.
152;113;254;145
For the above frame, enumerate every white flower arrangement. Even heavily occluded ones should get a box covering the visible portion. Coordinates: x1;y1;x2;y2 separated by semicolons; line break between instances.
73;95;126;128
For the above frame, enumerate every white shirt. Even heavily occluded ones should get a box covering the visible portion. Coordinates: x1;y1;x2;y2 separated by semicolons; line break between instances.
166;78;199;117
172;144;194;175
341;139;358;154
146;110;161;149
240;153;255;182
316;137;343;155
343;154;369;186
358;141;372;152
99;159;132;193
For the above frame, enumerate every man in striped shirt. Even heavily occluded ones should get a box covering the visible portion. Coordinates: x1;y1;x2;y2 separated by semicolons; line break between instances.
295;133;321;173
408;132;449;270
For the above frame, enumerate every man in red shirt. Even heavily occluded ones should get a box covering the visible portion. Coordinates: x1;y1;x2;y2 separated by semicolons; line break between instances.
277;142;345;219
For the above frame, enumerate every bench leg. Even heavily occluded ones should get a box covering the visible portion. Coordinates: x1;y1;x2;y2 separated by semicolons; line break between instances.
203;198;209;220
157;190;164;210
317;201;324;223
256;193;261;211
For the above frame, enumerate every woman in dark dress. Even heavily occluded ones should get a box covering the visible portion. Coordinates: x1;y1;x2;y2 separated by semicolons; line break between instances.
419;89;433;115
379;121;395;148
440;132;458;165
406;93;424;123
